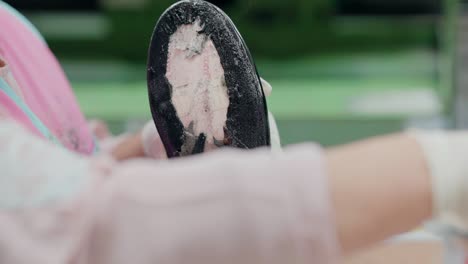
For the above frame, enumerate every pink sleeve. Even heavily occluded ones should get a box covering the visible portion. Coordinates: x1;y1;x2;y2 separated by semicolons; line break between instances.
0;120;340;264
0;4;95;154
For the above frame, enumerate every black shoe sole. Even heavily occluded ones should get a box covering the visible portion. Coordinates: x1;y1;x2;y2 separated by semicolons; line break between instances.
147;0;270;158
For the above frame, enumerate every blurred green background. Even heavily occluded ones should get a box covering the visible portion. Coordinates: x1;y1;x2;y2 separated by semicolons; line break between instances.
6;0;455;146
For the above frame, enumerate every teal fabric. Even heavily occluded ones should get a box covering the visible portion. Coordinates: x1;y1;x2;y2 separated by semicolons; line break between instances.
0;79;100;153
0;0;46;44
92;136;100;153
0;77;60;144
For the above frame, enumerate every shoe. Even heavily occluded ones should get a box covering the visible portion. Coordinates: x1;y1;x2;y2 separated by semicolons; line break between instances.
147;0;270;158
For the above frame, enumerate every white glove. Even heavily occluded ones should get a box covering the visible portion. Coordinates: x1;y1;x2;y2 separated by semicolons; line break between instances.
411;130;468;232
261;78;281;151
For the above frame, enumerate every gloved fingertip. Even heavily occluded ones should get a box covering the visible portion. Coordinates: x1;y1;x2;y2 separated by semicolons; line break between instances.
261;78;272;97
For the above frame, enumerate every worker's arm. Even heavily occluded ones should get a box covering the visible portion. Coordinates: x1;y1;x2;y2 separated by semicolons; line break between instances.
327;134;432;253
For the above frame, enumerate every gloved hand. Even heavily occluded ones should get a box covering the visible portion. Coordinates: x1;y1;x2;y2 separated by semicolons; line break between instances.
261;78;281;152
142;77;281;159
411;131;468;233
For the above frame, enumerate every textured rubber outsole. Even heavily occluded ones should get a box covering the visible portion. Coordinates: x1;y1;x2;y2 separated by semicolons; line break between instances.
147;0;270;158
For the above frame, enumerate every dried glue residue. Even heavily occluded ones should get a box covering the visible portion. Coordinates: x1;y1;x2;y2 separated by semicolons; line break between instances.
166;18;229;152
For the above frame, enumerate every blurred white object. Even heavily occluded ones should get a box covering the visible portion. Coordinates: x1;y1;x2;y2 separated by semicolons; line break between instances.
260;78;272;97
411;131;468;232
269;111;281;151
261;78;281;150
427;223;466;264
0;119;90;208
349;88;442;116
